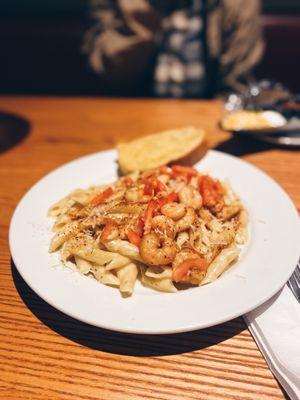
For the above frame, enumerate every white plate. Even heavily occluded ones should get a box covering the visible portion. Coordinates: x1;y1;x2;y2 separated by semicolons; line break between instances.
9;150;300;334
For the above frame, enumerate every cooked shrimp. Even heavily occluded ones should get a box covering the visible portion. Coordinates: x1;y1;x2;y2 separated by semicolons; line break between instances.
151;215;176;240
218;204;240;221
168;179;186;193
99;222;119;242
173;247;199;268
178;185;202;209
125;188;143;203
176;207;195;232
172;248;207;284
139;195;153;204
161;202;186;221
140;233;177;265
211;224;236;248
198;208;214;223
118;225;128;240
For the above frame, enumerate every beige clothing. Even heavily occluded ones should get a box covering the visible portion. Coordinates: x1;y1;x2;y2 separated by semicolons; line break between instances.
84;0;264;96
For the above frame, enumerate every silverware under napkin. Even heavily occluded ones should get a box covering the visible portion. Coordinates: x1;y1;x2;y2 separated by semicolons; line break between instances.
287;261;300;303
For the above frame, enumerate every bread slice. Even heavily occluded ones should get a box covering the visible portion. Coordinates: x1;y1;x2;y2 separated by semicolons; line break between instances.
117;126;207;174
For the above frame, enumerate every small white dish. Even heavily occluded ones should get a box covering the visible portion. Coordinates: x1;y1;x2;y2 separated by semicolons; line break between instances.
9;150;300;334
221;110;287;135
260;111;287;128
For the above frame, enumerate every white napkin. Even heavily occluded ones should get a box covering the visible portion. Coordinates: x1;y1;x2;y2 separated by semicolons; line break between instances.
244;285;300;400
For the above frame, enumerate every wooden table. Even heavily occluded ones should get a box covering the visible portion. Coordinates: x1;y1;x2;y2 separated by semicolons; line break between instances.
1;97;299;400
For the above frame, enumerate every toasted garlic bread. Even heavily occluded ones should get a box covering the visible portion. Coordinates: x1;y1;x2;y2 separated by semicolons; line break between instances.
117;126;207;174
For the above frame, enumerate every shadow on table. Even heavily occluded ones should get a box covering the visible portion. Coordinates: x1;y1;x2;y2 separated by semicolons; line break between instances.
12;261;245;356
214;134;300;156
214;135;274;157
0;111;30;153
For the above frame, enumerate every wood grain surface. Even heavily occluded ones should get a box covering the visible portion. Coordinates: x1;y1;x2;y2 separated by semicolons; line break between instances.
1;96;299;400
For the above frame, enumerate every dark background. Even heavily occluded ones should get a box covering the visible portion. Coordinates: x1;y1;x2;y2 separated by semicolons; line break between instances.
1;0;300;95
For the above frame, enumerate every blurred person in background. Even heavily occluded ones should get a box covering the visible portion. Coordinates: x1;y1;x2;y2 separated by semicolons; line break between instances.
83;0;263;98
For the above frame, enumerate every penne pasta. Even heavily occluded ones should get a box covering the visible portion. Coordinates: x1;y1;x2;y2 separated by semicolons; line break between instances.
201;246;240;285
49;221;80;252
145;266;173;279
106;255;131;270
141;274;177;293
70;247;117;265
60;242;72;263
48;197;74;217
52;213;72;232
74;256;93;275
116;262;138;296
92;266;120;286
104;239;143;262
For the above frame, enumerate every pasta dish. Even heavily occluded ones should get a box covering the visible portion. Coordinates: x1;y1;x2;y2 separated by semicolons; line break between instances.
48;165;248;296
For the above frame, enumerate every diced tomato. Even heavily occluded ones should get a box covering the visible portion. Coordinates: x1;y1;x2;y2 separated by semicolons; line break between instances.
144;200;158;232
127;230;142;247
100;221;117;242
126;217;144;247
170;172;188;182
172;165;198;176
135;217;145;236
170;165;198;182
122;176;133;185
165;192;178;203
157;192;178;207
155;178;166;192
143;176;166;195
144;180;154;196
199;175;223;208
173;257;208;282
90;187;113;206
